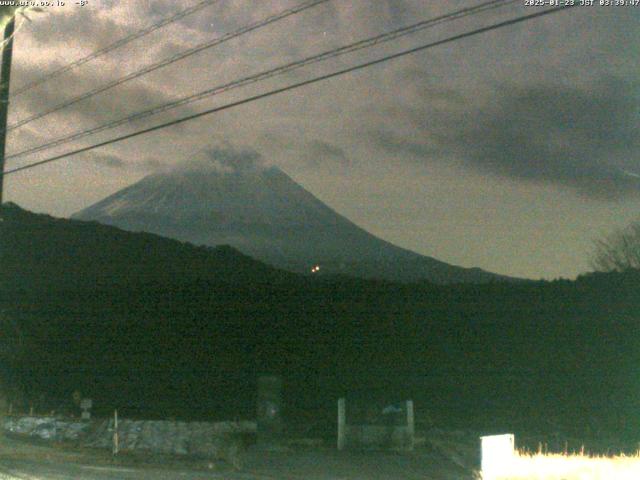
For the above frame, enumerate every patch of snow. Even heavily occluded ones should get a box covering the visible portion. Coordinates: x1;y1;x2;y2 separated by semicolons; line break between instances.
101;197;132;216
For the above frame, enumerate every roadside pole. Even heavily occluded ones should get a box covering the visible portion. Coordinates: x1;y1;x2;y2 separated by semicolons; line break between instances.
113;409;119;455
0;16;15;204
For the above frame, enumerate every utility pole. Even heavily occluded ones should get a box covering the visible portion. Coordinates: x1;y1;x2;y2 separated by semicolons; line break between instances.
0;16;15;204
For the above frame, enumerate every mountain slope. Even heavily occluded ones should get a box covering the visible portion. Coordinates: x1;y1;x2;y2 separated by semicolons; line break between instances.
0;201;292;293
73;160;509;284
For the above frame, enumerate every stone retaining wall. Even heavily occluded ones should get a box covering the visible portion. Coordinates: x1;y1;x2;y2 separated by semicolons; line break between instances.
2;416;256;458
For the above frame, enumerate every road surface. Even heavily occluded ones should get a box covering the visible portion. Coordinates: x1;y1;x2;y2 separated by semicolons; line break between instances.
0;433;477;479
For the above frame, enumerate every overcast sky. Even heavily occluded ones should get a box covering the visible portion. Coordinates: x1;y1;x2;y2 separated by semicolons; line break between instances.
3;0;639;280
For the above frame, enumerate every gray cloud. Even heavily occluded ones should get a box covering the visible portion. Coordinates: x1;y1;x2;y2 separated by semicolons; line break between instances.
146;1;177;21
9;60;197;144
373;130;436;159
179;145;265;174
27;8;124;49
375;77;640;200
89;152;125;168
452;79;640;199
305;140;349;167
138;158;166;171
90;155;170;172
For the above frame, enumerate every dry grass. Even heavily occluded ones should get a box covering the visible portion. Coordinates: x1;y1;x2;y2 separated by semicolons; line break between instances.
483;449;640;480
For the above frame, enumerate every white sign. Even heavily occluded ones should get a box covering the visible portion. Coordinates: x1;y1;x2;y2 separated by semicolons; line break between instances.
481;433;515;479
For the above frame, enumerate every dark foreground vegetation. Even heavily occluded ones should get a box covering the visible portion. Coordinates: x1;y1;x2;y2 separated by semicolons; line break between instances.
1;203;638;444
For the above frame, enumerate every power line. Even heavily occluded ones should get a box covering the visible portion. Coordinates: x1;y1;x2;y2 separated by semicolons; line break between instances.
6;0;517;162
7;0;513;160
6;0;330;133
11;0;221;97
2;5;576;178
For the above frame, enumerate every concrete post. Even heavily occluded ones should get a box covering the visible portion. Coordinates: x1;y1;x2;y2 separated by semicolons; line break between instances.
257;375;283;446
80;398;92;420
406;400;414;451
337;398;346;450
112;409;119;455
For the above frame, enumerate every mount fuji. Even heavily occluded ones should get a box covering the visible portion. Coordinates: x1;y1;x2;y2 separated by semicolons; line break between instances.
73;151;508;284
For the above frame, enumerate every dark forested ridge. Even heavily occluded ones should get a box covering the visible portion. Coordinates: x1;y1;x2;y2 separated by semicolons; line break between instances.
1;203;639;442
0;202;294;291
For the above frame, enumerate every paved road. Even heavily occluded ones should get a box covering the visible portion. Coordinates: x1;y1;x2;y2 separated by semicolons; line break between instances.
0;434;476;479
0;452;474;480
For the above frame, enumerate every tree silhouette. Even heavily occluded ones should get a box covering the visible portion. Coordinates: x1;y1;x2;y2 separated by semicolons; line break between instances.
591;221;640;272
